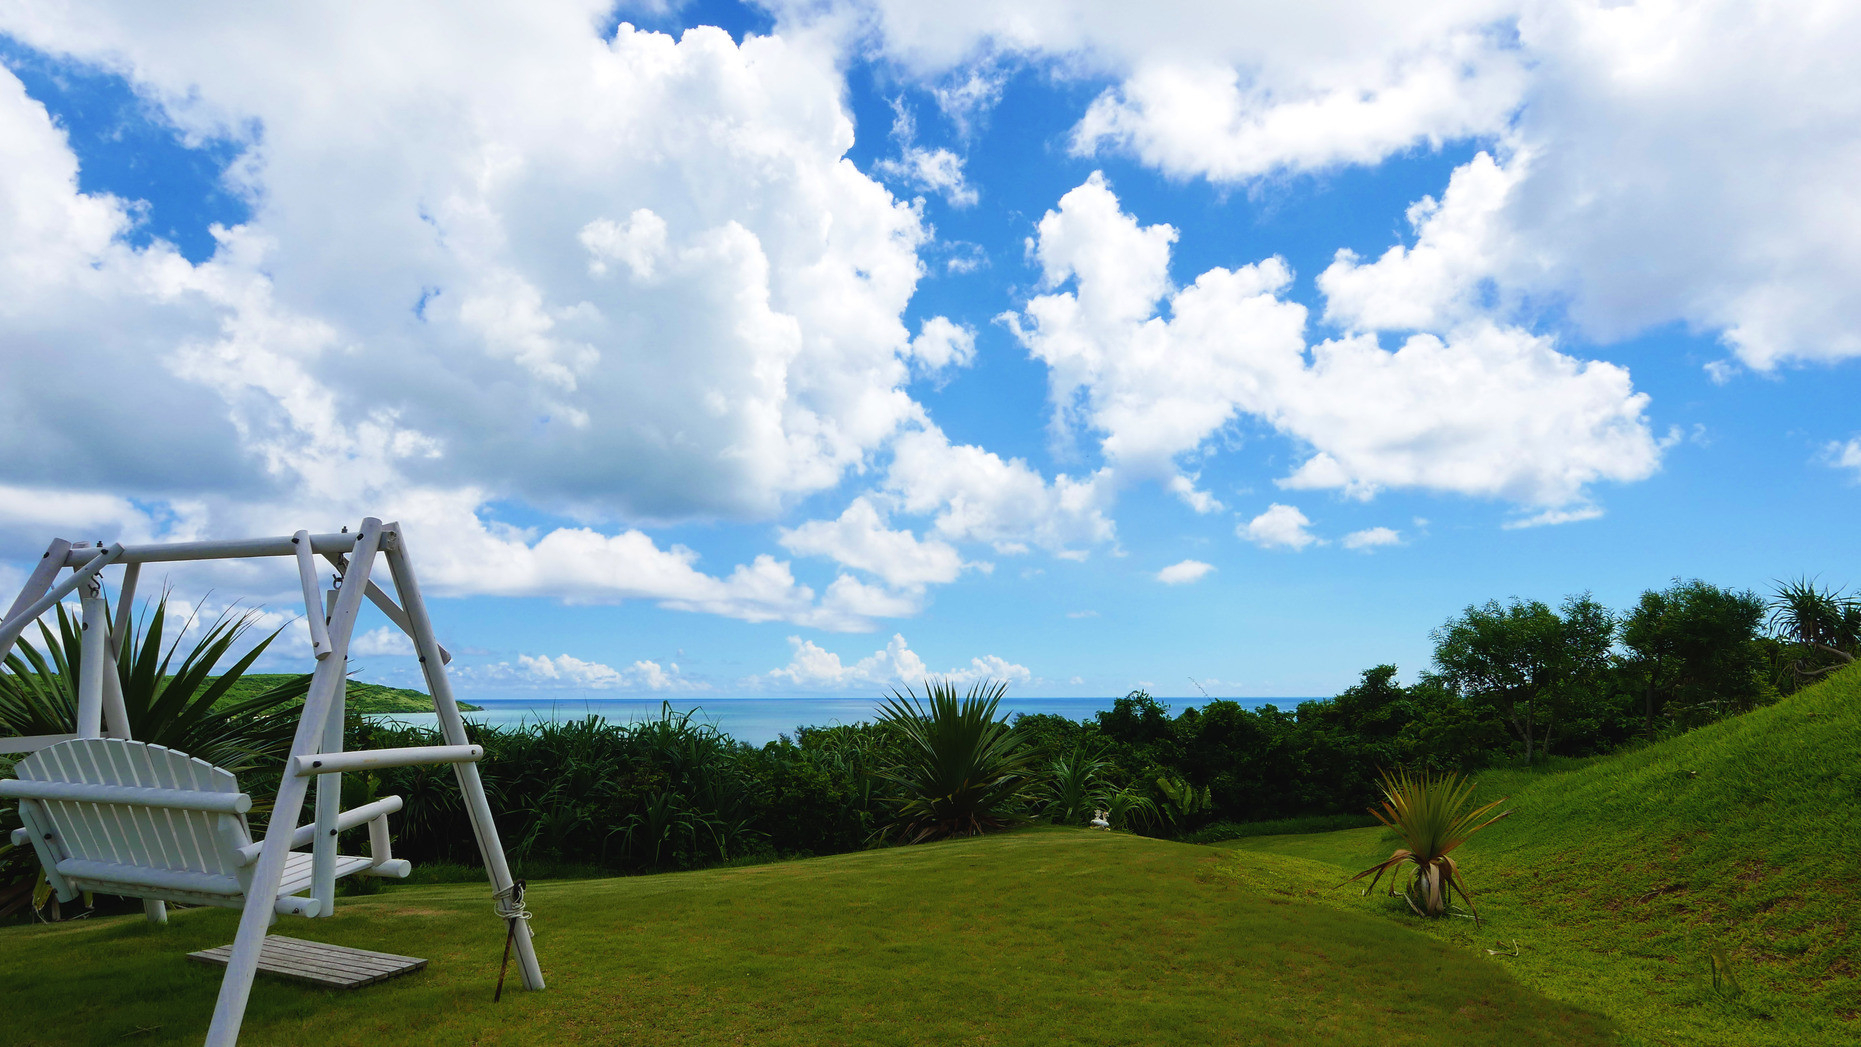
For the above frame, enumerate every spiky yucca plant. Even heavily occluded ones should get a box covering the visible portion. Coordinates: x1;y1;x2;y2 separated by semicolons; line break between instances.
0;599;305;775
1341;769;1511;925
875;678;1040;843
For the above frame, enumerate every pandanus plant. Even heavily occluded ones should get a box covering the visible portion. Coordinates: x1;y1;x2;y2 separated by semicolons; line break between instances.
1769;577;1860;684
1041;743;1114;826
1341;769;1511;925
875;678;1040;843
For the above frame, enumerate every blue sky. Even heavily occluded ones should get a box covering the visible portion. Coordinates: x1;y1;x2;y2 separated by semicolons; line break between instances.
1;1;1857;702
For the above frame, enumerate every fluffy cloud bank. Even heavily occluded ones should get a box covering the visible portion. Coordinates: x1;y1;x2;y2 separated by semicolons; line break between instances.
807;0;1861;374
791;0;1525;182
446;634;1032;695
1;10;941;518
0;4;1007;628
1007;174;1660;518
463;652;693;692
768;633;1031;690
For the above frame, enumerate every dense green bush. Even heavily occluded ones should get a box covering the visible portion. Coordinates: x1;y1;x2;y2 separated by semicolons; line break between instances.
340;707;904;875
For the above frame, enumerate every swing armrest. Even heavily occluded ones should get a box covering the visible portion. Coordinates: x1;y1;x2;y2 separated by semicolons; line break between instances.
10;828;29;847
236;795;405;866
291;745;482;777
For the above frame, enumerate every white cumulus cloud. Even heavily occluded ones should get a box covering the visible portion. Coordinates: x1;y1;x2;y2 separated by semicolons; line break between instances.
1341;527;1401;551
904;315;977;379
348;626;416;657
872;97;978;207
1241;504;1318;551
1156;559;1215;584
767;632;1031;691
1826;438;1861;478
779;496;966;591
1008;174;1660;516
465;652;694;692
883;425;1116;557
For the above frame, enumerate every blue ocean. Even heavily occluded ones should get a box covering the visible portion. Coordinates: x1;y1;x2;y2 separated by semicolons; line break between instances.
375;695;1315;747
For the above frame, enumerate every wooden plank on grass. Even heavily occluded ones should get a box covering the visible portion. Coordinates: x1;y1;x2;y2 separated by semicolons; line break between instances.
188;936;427;989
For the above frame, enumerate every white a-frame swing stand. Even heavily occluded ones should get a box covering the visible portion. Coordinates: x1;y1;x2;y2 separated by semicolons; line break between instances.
0;518;542;1046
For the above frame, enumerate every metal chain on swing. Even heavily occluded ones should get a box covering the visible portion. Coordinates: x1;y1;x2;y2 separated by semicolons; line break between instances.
493;879;530;1001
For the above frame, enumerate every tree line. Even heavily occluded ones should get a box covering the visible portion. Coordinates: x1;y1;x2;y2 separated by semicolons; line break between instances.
5;575;1856;920
1015;575;1856;835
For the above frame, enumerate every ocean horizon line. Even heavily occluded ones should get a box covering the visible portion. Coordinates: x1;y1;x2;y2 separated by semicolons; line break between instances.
451;695;1324;702
378;694;1327;747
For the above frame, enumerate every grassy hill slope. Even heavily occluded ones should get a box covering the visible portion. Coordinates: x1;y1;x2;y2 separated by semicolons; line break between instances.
1223;664;1861;1046
213;673;479;714
0;830;1613;1046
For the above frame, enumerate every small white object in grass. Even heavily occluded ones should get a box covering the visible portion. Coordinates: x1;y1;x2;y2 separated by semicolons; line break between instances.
1089;809;1111;830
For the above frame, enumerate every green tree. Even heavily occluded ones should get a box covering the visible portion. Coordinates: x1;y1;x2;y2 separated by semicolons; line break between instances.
1430;595;1615;764
1621;579;1769;730
1396;672;1511;773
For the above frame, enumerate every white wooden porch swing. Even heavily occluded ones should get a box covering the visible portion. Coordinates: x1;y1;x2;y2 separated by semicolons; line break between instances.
0;518;543;1046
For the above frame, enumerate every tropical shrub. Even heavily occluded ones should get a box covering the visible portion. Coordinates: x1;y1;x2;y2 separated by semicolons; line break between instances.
1039;743;1114;827
1153;773;1213;833
1769;578;1860;688
1342;769;1511;924
1103;784;1159;833
744;723;890;855
875;679;1042;842
359;707;764;874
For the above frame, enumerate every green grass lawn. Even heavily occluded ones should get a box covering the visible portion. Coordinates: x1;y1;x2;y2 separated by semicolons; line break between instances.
1;829;1612;1046
1222;666;1861;1047
11;670;1855;1045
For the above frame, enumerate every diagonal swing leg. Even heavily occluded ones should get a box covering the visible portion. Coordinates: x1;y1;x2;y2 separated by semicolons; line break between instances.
0;538;70;666
381;524;544;991
204;521;384;1047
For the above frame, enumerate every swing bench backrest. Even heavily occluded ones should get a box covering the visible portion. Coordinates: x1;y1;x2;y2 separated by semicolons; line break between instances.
2;737;407;918
4;737;253;901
